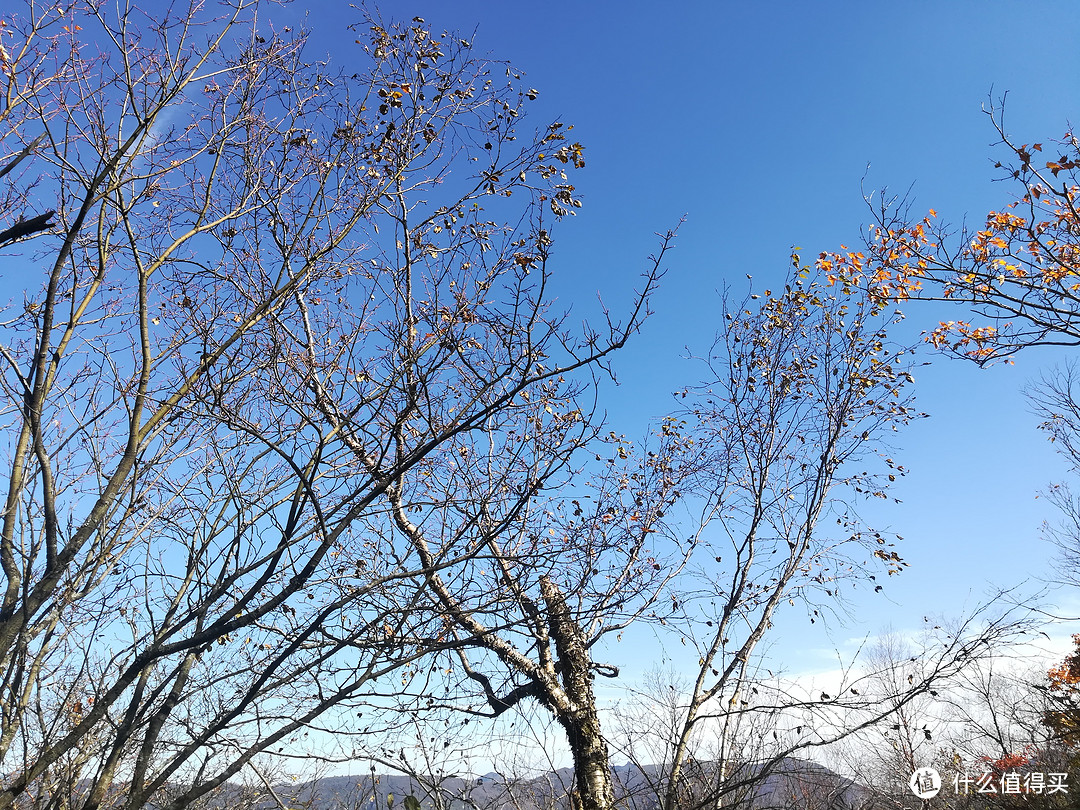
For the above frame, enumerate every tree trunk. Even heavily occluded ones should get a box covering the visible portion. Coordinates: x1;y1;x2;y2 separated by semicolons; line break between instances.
539;575;616;810
561;708;617;810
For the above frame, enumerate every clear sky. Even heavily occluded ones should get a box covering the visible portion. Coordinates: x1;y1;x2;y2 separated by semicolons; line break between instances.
192;0;1080;777
9;0;1080;774
276;0;1080;672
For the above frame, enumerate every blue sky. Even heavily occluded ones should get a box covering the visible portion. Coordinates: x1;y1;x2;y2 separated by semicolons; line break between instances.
285;0;1080;666
9;0;1076;670
151;0;1080;776
6;0;1080;783
214;0;1080;776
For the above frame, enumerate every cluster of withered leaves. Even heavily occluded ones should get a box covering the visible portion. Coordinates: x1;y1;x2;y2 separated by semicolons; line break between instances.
1044;634;1080;759
817;106;1080;364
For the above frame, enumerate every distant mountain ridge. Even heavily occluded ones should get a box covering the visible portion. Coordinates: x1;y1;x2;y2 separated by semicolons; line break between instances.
245;757;868;810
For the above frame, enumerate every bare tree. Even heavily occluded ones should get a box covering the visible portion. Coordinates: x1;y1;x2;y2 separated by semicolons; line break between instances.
823;618;1080;810
313;261;1015;810
0;3;664;809
1024;361;1080;593
302;306;686;810
646;264;919;810
1;7;1032;810
593;267;1026;810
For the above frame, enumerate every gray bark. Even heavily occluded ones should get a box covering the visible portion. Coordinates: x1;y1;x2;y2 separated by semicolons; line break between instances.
540;575;617;810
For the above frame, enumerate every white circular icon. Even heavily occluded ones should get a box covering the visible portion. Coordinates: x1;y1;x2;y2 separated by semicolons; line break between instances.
909;767;941;799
